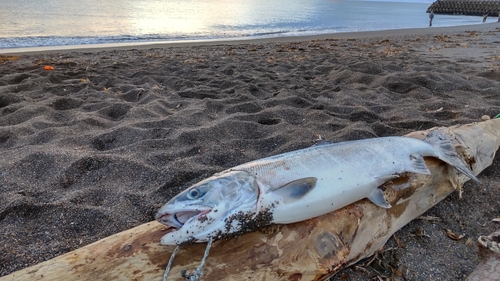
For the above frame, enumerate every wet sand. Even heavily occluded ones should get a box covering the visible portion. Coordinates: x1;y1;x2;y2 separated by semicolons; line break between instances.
1;24;500;280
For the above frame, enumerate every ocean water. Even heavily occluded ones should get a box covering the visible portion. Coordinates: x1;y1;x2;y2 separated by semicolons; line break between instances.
0;0;488;49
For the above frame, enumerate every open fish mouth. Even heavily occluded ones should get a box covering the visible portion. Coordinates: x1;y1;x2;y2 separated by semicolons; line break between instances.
156;209;211;229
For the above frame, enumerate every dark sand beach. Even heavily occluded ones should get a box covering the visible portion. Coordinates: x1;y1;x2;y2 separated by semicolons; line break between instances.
1;24;500;280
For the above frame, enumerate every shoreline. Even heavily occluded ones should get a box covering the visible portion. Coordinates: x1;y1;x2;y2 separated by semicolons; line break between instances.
1;22;498;55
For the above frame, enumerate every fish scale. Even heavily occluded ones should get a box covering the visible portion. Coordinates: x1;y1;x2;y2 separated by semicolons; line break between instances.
236;137;436;223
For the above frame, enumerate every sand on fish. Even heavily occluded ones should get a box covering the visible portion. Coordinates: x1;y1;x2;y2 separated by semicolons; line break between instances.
1;24;500;280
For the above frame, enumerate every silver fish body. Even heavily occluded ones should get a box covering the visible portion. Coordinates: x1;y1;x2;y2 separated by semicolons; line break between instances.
156;132;479;245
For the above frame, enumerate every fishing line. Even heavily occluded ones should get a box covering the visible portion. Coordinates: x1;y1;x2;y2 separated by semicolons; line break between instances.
162;237;213;281
182;237;213;281
162;245;180;281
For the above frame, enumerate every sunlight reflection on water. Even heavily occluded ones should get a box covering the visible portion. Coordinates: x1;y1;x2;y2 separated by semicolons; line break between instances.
1;0;316;37
0;0;485;48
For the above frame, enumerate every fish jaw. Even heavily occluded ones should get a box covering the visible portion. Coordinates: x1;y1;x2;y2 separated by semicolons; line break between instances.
155;203;212;230
160;217;226;245
158;204;233;245
159;200;261;245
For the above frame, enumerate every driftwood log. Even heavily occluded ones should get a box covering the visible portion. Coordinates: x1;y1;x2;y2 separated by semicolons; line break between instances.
2;119;499;281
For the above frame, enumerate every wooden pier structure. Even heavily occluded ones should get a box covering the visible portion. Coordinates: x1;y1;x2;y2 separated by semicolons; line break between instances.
427;0;500;16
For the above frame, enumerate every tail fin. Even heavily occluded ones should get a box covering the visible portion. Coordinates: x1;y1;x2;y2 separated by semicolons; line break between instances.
424;130;480;183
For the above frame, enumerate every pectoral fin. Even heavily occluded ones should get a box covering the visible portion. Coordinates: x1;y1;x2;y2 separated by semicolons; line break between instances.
367;188;391;208
270;177;317;203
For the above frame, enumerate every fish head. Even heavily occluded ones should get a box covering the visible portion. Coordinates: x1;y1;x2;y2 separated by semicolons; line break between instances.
156;170;259;245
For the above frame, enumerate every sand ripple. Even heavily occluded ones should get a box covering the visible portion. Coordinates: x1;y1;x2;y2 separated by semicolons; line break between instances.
1;29;500;279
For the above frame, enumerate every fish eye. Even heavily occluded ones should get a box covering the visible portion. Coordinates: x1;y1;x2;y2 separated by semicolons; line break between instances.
187;188;200;199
